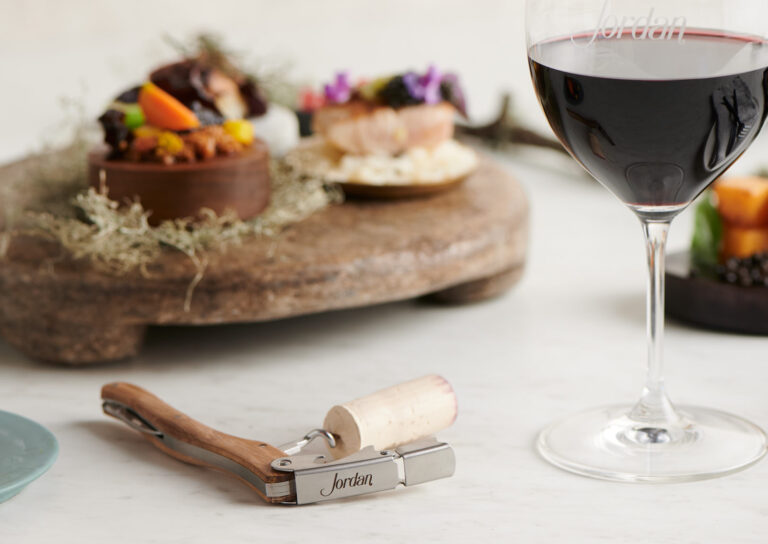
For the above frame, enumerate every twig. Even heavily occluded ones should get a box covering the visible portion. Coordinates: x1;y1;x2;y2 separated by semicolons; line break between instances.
456;94;566;154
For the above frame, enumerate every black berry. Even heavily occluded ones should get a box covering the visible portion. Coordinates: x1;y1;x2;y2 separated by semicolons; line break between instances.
717;252;768;287
378;76;420;109
114;85;141;104
98;109;132;154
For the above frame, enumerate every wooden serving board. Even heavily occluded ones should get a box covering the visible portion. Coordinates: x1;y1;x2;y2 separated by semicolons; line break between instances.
0;157;528;364
666;251;768;335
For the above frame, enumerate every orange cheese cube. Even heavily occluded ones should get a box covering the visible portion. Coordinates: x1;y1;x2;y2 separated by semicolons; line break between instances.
714;176;768;228
721;223;768;260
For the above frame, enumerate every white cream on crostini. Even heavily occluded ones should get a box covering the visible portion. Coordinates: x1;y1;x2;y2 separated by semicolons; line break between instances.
289;138;478;186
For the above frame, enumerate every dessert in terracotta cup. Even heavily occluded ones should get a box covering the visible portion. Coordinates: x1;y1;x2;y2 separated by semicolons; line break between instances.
90;53;274;225
290;66;478;198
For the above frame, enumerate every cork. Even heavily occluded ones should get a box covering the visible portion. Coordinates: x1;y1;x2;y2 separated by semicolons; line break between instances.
323;375;458;459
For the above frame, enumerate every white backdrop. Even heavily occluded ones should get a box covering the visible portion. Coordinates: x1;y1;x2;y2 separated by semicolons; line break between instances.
2;0;768;172
0;0;539;162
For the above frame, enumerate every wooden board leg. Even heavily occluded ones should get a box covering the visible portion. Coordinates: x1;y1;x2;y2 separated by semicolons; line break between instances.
425;266;525;305
0;319;146;365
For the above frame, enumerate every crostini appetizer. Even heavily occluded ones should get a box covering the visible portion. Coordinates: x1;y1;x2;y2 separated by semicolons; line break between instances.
289;66;478;194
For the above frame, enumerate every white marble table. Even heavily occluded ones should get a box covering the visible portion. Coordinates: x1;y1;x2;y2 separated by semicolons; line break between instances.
2;148;768;543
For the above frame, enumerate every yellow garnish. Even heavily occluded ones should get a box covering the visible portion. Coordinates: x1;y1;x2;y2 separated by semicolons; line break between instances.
157;131;184;155
223;119;254;145
359;76;392;101
133;126;162;139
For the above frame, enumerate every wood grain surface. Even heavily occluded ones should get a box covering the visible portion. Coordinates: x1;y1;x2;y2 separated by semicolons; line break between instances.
0;154;529;364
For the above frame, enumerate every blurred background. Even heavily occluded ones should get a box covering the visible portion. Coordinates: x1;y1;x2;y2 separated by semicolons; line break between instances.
1;0;538;162
4;0;768;241
6;0;768;165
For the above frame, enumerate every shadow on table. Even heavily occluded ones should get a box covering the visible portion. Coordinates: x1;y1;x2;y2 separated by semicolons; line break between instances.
0;297;477;370
72;419;270;506
602;289;767;339
71;418;427;507
139;299;423;369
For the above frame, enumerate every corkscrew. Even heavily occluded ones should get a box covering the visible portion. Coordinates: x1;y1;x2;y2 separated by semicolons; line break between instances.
101;375;457;505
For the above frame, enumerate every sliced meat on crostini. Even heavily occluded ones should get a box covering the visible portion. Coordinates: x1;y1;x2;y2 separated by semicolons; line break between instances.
397;103;455;151
313;102;455;155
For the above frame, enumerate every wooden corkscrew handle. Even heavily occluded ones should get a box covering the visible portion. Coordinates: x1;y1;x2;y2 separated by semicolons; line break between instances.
101;382;293;503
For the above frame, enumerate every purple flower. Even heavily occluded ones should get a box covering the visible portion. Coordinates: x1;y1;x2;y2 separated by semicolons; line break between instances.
402;72;420;98
440;72;467;117
403;65;444;105
324;71;352;103
421;65;444;104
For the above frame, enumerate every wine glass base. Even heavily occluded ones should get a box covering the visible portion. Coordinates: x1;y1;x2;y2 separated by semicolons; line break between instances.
537;404;767;483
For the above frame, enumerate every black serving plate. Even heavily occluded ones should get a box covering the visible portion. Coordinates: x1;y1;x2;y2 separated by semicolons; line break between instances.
666;251;768;335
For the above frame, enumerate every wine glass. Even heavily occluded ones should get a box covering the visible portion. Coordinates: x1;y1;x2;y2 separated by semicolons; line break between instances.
527;0;768;482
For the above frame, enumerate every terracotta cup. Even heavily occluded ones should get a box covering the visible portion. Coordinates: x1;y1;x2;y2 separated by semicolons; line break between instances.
88;141;271;225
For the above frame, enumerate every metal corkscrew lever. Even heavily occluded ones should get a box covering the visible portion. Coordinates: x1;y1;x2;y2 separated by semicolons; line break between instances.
101;375;457;505
272;434;455;504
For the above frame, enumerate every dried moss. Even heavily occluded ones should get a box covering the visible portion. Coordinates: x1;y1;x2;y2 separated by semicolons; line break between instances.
3;142;342;310
0;42;327;310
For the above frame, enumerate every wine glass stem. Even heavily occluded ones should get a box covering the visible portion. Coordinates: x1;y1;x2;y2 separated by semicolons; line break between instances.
644;220;668;392
630;219;679;428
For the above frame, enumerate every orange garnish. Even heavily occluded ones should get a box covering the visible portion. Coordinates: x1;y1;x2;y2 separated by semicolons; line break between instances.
138;82;200;131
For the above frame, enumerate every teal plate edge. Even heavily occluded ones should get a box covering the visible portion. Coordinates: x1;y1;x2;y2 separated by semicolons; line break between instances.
0;410;58;503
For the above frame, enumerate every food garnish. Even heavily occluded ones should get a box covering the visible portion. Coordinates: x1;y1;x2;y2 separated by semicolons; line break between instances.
138;82;200;131
97;48;270;163
690;192;722;274
321;65;467;116
324;72;353;104
223;119;255;145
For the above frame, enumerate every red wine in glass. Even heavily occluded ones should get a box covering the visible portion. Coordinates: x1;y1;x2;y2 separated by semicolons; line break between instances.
529;32;768;220
527;2;768;484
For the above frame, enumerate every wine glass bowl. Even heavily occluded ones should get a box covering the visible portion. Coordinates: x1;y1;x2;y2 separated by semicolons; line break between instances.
528;0;768;482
